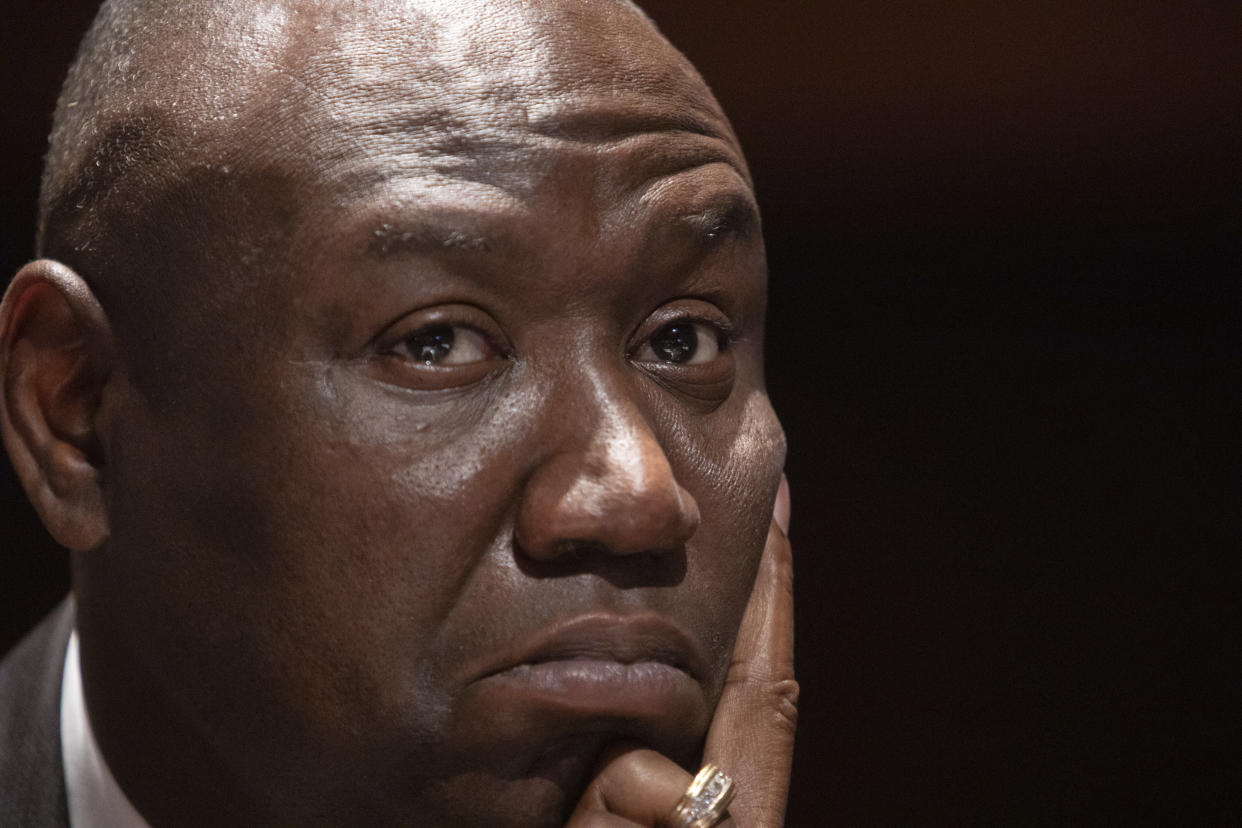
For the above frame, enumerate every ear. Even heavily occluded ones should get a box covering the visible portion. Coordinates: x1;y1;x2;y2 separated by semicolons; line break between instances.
1;260;115;552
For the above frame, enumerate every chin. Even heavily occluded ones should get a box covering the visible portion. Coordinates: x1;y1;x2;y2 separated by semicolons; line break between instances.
399;745;606;828
374;719;699;827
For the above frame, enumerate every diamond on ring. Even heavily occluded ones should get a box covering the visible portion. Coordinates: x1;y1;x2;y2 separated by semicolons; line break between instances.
667;763;736;828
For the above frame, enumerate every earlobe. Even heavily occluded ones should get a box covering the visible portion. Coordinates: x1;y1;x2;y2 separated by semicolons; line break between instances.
0;260;114;552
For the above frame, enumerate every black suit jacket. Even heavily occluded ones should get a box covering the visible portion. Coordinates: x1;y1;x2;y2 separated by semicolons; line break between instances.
0;599;73;827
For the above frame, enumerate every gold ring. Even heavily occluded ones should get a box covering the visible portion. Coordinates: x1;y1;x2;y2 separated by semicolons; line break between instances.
666;762;736;828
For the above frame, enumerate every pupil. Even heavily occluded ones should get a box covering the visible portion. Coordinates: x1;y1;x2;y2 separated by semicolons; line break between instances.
652;324;697;364
408;326;454;364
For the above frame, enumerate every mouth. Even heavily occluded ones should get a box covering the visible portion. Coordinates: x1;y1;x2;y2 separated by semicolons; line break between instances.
463;613;711;743
489;613;705;678
485;658;696;720
481;612;706;681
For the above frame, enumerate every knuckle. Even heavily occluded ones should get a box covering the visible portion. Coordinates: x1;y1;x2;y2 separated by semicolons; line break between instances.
725;673;800;732
764;678;800;732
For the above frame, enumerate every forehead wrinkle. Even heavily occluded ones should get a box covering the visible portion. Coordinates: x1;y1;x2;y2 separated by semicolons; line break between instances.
588;130;758;249
527;91;730;144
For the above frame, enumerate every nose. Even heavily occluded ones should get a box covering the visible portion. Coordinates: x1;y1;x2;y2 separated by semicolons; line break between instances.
514;376;700;563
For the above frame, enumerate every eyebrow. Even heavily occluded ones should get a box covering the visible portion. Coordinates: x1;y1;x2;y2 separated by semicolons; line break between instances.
364;217;503;260
678;193;762;246
361;187;760;268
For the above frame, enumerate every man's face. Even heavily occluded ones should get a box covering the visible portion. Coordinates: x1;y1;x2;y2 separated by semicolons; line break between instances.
87;2;784;824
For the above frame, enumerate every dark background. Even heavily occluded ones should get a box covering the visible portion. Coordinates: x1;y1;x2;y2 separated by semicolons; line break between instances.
3;0;1239;823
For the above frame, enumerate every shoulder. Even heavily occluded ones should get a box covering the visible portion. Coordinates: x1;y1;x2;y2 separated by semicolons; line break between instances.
0;598;74;828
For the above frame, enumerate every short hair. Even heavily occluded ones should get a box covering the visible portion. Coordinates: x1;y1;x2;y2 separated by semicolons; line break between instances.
41;2;283;275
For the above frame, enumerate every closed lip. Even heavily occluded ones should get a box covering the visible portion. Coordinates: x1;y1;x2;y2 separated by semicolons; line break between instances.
460;613;713;766
479;612;708;684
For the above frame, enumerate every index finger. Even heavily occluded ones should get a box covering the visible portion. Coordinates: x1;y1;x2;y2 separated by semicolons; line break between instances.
703;475;797;828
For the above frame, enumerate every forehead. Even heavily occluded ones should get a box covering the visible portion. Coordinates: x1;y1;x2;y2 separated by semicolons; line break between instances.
231;0;748;204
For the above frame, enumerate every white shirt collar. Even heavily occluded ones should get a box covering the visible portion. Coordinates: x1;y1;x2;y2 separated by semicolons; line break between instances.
60;630;151;828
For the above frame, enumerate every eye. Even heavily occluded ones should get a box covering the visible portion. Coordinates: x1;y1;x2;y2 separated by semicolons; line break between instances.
371;305;509;391
391;324;492;365
636;321;721;365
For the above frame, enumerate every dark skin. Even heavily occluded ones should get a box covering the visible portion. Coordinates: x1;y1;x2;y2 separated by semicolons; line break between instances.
0;1;795;825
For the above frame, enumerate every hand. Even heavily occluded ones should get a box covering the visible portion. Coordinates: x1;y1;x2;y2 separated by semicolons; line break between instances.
567;476;797;827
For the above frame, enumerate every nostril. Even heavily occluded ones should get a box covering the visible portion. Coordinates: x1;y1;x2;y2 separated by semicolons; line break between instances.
514;533;689;587
551;539;607;562
546;539;680;563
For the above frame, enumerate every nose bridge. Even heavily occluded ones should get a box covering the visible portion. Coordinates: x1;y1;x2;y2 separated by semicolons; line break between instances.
515;359;700;561
582;365;666;490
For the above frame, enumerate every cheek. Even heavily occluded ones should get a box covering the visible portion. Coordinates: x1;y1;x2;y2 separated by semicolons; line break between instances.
114;363;543;743
228;366;542;647
661;387;785;530
656;388;786;672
